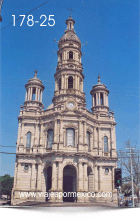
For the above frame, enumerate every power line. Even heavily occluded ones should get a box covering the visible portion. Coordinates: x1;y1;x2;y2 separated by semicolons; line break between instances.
0;0;50;31
0;145;16;147
0;152;16;154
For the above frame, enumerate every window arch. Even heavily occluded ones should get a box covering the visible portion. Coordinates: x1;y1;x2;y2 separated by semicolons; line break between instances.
32;88;36;100
47;129;54;148
100;93;103;105
66;128;75;147
87;131;90;150
69;51;73;59
58;78;61;90
104;136;108;152
26;132;31;148
60;53;62;61
68;76;73;89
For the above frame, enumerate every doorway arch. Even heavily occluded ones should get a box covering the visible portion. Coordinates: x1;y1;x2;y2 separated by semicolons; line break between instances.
63;165;77;202
45;166;52;201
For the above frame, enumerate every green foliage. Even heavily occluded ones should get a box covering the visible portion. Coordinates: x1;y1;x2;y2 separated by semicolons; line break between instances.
0;174;14;198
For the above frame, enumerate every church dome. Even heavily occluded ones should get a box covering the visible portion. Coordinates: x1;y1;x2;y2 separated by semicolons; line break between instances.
25;70;45;90
58;15;81;46
58;31;81;45
90;76;109;94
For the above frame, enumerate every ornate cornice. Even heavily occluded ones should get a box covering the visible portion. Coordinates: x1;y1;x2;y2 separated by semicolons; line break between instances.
16;151;117;162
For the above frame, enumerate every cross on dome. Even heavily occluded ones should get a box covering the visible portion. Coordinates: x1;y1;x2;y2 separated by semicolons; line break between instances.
98;75;101;84
34;70;37;78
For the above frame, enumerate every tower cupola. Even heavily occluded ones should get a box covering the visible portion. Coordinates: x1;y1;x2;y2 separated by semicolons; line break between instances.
65;15;75;31
24;70;45;111
53;16;85;108
90;76;109;114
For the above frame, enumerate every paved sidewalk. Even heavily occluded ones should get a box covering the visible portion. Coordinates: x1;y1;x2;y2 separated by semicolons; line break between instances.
10;201;118;208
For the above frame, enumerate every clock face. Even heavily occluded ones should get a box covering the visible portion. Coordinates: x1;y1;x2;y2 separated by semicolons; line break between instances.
67;102;74;109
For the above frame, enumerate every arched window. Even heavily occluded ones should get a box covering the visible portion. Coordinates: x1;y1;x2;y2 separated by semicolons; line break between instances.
26;132;31;148
47;129;53;148
104;136;108;152
66;128;75;147
69;51;73;59
68;76;73;89
58;78;61;90
60;53;62;61
32;88;36;100
87;131;90;150
100;93;103;105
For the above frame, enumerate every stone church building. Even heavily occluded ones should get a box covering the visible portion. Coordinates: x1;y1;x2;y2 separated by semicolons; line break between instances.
11;16;117;205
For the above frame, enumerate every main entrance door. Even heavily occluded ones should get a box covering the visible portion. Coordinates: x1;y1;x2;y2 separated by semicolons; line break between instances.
45;166;52;201
63;165;77;202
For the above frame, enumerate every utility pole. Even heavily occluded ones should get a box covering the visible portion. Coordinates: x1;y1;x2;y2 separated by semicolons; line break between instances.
126;141;135;207
0;0;4;22
138;151;140;202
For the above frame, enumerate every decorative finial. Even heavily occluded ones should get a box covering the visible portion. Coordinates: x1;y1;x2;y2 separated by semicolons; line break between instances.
34;70;37;78
98;75;101;84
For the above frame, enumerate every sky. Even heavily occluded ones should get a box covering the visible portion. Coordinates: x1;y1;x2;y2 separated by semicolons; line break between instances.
0;0;139;176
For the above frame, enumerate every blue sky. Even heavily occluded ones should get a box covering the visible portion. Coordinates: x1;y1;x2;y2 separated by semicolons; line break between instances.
0;0;139;176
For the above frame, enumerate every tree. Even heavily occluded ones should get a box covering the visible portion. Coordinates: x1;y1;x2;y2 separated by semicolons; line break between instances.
0;174;14;199
117;140;140;199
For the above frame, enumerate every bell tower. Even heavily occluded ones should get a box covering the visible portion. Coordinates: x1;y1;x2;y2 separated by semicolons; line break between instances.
24;70;45;111
90;75;109;114
52;15;86;109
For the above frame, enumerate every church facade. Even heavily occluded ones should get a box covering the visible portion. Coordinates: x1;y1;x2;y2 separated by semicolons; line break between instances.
11;16;117;205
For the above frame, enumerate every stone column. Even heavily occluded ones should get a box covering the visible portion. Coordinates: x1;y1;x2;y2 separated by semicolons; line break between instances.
25;91;27;101
35;88;38;101
77;76;79;90
20;123;24;144
78;162;83;191
84;122;86;144
66;76;68;89
98;166;102;191
92;96;94;107
78;121;82;151
60;120;63;143
45;131;48;149
64;129;66;146
61;75;64;89
93;127;98;155
52;162;57;190
38;88;40;101
75;75;77;89
81;81;83;92
31;163;36;190
112;167;114;191
28;88;30;100
40;90;42;102
58;161;63;190
98;93;100;105
55;80;57;91
98;127;102;155
103;93;104;105
89;133;92;152
37;164;42;190
16;163;21;189
54;120;57;143
94;165;98;192
30;87;32;100
39;124;43;146
34;124;38;147
106;94;109;106
83;163;88;191
96;93;98;105
13;163;17;189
